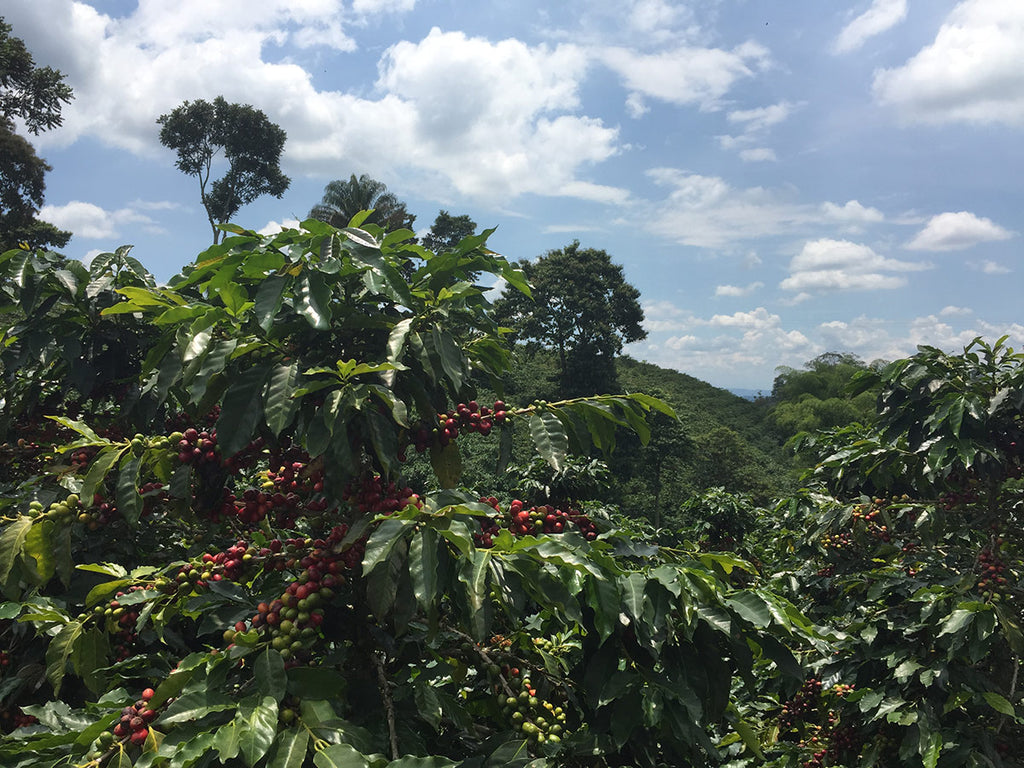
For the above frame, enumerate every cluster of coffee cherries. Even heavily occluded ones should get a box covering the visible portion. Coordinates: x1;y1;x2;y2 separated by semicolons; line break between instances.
172;428;220;467
409;400;511;452
88;585;149;660
779;677;823;734
779;678;861;768
977;541;1012;602
106;688;159;748
70;446;94;469
821;531;854;552
938;487;980;511
498;667;568;746
28;493;80;524
222;487;307;526
227;527;357;661
342;473;421;516
474;497;598;546
77;494;120;531
172;542;260;593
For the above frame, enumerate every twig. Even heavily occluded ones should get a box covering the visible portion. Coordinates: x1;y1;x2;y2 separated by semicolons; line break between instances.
373;650;400;760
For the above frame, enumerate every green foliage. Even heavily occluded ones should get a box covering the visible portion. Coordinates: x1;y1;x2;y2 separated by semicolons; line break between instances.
741;339;1024;767
309;175;416;234
157;97;290;244
422;211;476;253
0;17;73;251
494;242;646;397
0;223;813;767
768;352;880;445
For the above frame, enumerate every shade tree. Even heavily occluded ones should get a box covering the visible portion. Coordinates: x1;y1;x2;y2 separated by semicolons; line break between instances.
157;97;289;244
0;17;73;251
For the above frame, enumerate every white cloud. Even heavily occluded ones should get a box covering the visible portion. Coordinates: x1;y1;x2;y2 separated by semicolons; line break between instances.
822;200;885;224
977;259;1011;274
727;102;793;131
940;305;973;316
873;0;1024;125
715;282;764;297
739;148;777;162
9;6;623;205
600;40;770;113
38;201;160;239
352;0;416;14
819;314;1024;368
718;101;794;160
642;300;696;333
833;0;908;54
906;211;1014;251
645;169;815;247
781;238;930;293
632;305;814;388
258;218;302;235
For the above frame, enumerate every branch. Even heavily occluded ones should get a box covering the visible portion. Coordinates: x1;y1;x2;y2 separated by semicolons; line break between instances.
373;650;400;760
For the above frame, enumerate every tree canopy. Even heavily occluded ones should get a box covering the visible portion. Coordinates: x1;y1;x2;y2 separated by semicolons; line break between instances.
0;17;72;251
768;352;881;440
494;241;646;396
157;96;289;244
309;174;415;233
422;210;476;252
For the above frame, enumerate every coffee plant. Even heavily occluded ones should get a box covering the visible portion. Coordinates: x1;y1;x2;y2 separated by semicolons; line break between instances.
751;338;1024;767
0;222;817;767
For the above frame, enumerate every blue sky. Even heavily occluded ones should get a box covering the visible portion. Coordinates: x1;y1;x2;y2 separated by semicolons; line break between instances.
8;0;1024;390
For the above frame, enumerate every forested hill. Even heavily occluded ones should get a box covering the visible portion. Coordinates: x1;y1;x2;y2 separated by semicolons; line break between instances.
493;348;795;511
615;356;779;455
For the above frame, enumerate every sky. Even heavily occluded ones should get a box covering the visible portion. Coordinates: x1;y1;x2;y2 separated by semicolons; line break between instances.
7;0;1024;392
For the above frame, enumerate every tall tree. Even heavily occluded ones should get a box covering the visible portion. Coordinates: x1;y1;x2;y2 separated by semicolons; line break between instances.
157;96;289;244
494;240;646;396
309;174;415;232
0;17;73;251
422;209;476;252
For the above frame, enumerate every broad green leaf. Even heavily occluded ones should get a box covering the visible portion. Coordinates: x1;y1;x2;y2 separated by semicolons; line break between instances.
621;572;647;621
45;620;84;695
22;518;56;584
314;743;369;768
217;365;271;457
161;689;236;725
297;269;332;329
726;592;772;628
264;361;300;437
409;527;439;612
459;549;492;640
529;411;568;471
71;626;108;692
254;274;288;333
256;649;288;702
363;518;413;572
239;695;279;766
386;318;413;363
116;454;143;526
268;727;309;768
430;325;464;391
82;445;126;504
982;691;1015;716
937;608;977;637
45;416;102;442
0;516;33;586
429;440;462;489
